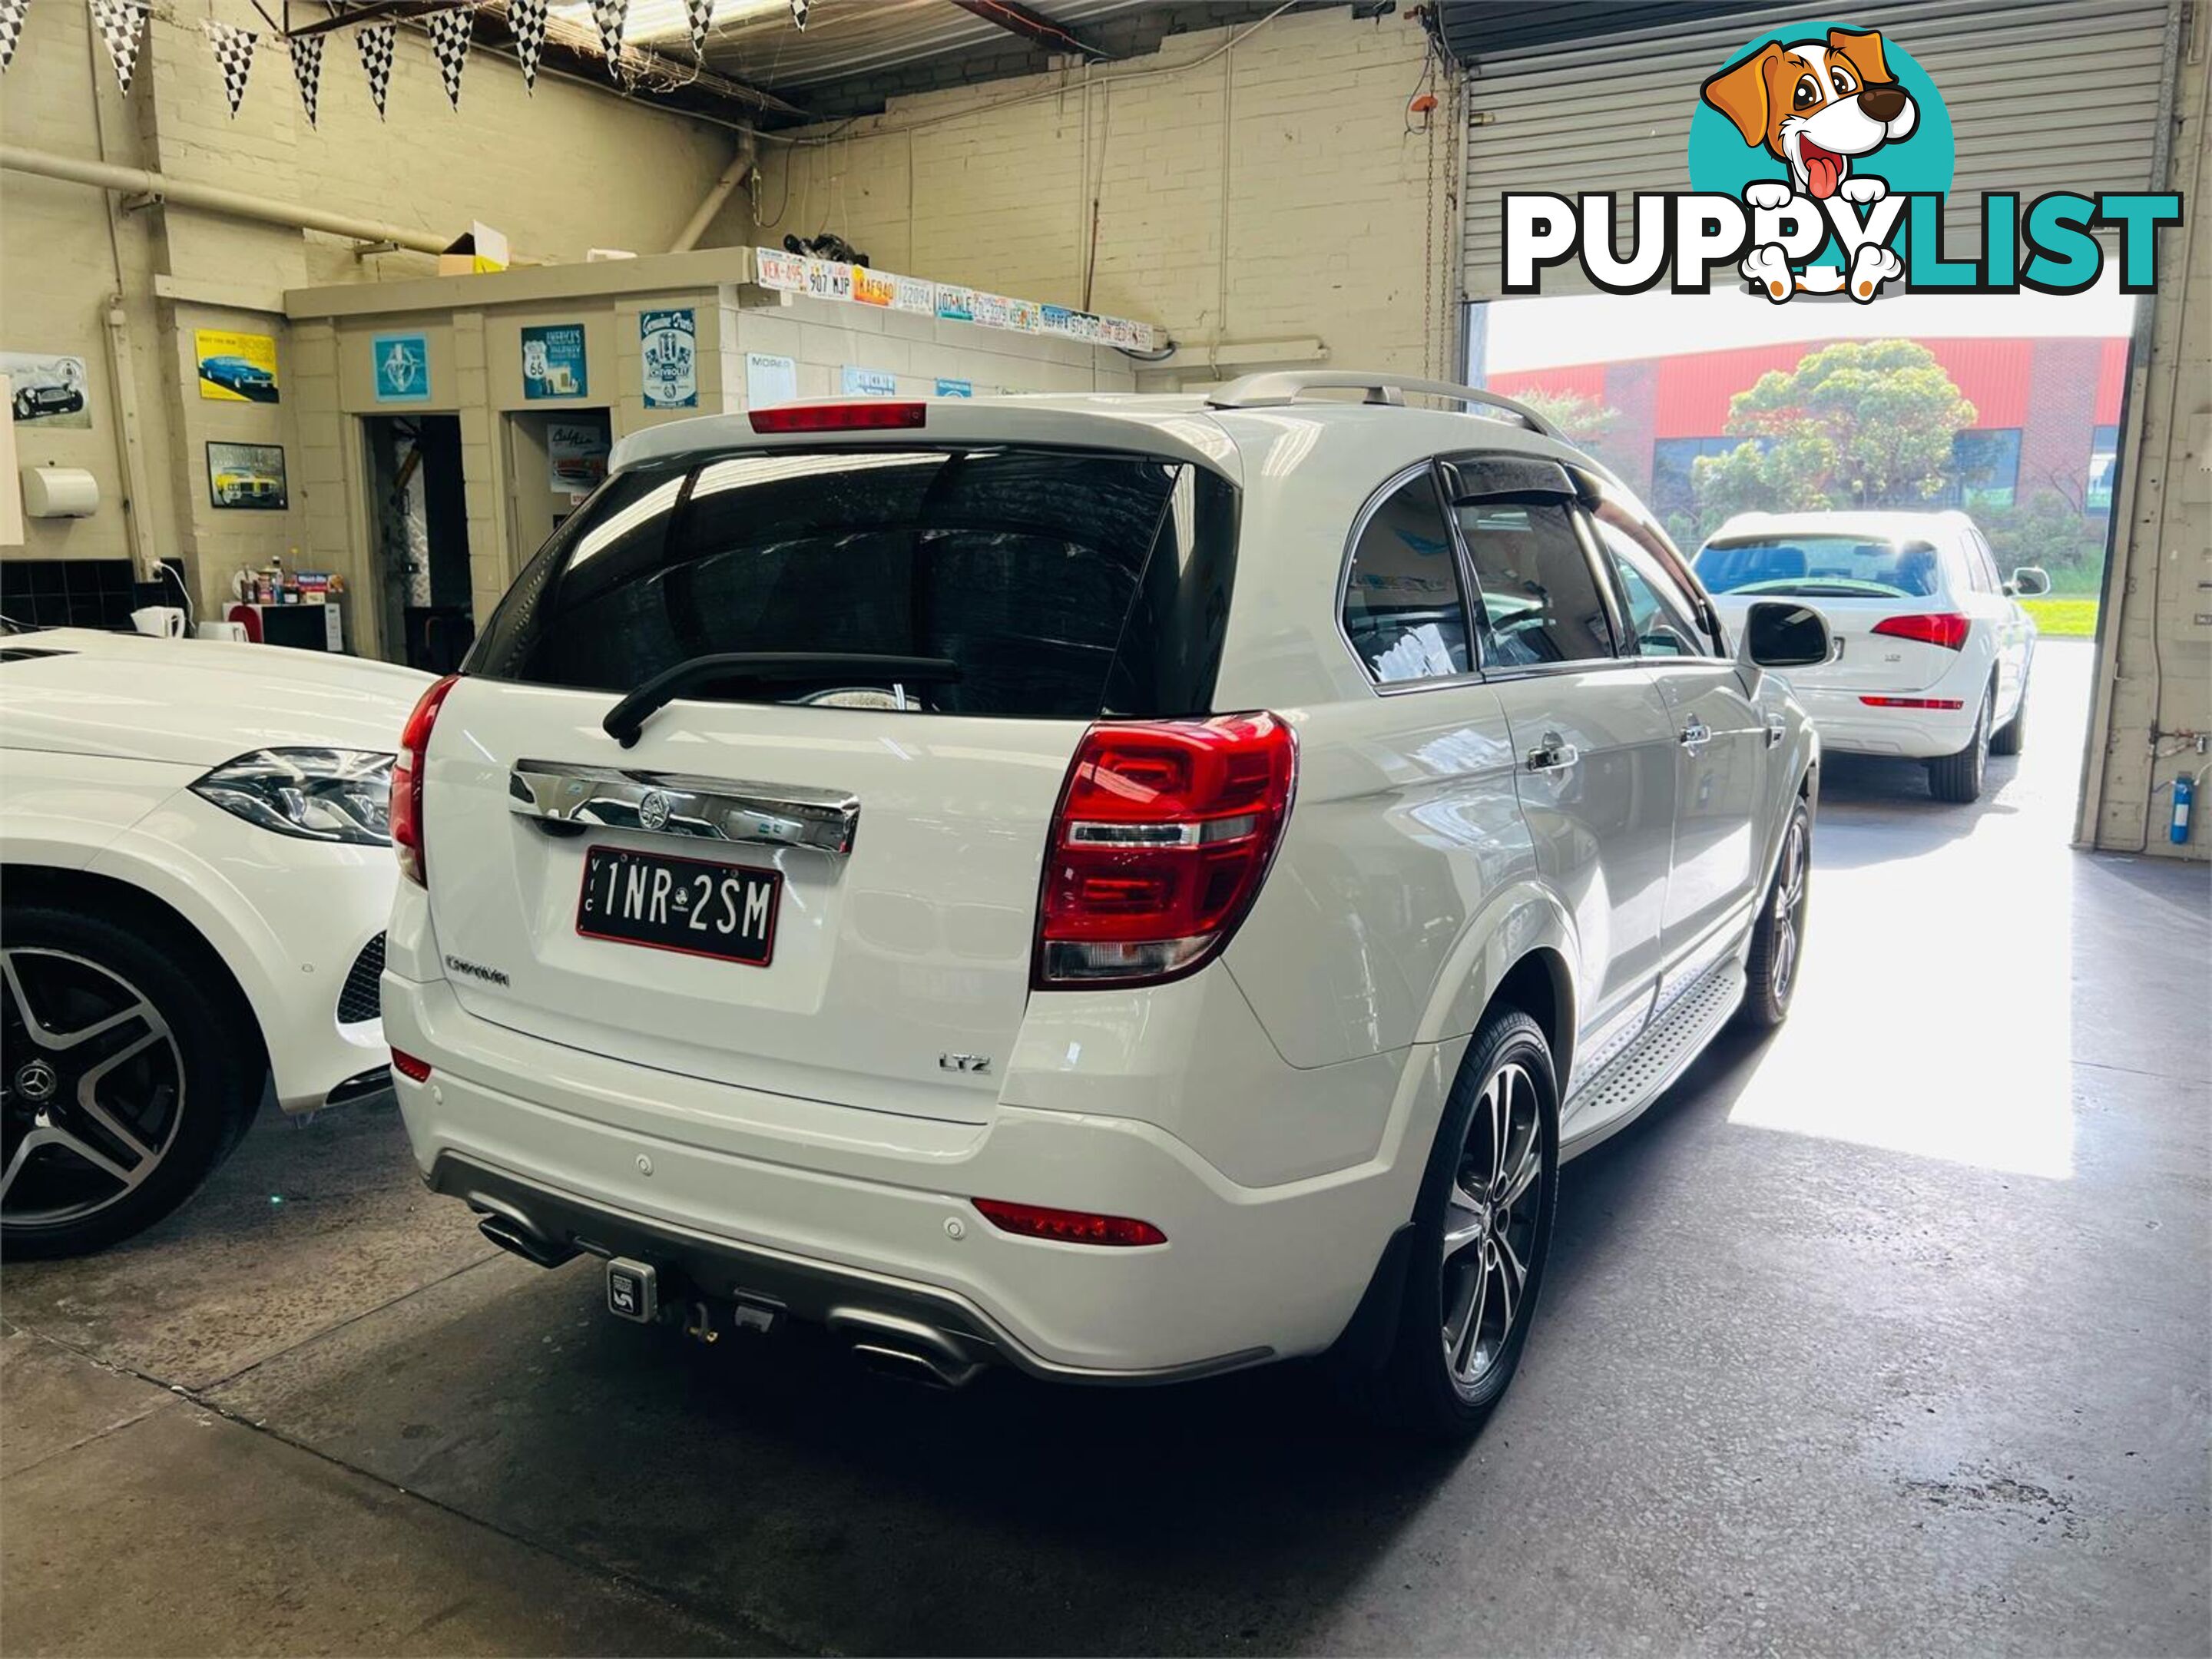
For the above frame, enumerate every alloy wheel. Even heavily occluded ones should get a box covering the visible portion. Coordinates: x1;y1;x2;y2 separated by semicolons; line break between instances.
2;949;186;1226
1771;816;1810;1003
1439;1058;1544;1392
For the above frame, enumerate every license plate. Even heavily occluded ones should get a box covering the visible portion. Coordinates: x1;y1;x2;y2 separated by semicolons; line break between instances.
577;845;782;967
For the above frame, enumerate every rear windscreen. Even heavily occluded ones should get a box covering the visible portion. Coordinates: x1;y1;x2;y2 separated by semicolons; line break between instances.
466;446;1237;720
1694;535;1942;599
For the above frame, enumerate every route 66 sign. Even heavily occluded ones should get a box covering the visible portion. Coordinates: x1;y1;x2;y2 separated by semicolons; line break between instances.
639;309;697;410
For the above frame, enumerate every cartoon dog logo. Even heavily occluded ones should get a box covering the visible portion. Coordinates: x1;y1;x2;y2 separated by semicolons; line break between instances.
1701;27;1917;302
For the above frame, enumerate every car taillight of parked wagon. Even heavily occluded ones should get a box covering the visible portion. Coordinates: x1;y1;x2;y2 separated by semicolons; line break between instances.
1033;712;1296;990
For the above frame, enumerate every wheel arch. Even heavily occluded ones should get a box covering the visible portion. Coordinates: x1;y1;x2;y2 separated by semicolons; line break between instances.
3;864;270;1086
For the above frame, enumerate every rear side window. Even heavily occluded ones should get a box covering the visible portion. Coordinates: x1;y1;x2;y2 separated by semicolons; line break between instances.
1453;499;1618;667
1342;472;1471;684
468;447;1236;720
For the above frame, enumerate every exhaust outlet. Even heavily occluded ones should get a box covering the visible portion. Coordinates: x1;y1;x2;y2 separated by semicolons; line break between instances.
471;1197;580;1270
830;1307;985;1388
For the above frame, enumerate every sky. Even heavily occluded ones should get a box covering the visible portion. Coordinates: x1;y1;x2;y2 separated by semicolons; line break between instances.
1479;268;2137;376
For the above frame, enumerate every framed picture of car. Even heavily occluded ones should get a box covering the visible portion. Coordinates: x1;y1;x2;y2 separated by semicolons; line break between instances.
207;442;289;511
2;352;92;429
194;329;280;403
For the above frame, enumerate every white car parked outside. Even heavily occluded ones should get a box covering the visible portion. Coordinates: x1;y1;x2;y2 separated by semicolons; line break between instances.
385;375;1833;1437
1;626;426;1255
1693;510;2045;802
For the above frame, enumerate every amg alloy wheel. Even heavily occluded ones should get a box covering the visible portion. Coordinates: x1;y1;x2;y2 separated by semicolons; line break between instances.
1740;799;1811;1029
1;906;263;1259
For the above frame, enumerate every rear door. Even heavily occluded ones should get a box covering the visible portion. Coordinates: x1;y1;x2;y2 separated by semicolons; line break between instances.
1441;457;1679;1081
422;443;1235;1124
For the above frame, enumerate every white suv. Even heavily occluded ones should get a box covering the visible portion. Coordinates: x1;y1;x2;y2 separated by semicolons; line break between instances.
1694;511;2045;803
384;374;1829;1436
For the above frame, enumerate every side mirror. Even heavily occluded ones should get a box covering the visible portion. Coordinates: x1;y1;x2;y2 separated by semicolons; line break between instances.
2010;566;2051;598
1737;600;1833;670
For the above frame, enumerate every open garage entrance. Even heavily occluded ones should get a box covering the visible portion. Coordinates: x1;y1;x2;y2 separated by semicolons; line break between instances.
363;414;473;674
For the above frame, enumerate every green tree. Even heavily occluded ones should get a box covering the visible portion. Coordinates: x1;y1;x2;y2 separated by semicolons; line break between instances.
1691;340;1978;528
1975;492;2110;594
1512;388;1620;468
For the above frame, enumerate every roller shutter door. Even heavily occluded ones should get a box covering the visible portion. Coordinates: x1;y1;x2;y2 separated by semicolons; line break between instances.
1459;0;2181;299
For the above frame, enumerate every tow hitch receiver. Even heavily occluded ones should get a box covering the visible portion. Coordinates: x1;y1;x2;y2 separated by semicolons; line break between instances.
606;1257;658;1323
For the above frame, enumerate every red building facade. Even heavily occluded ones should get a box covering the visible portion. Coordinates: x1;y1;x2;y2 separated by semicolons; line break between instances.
1489;337;2126;527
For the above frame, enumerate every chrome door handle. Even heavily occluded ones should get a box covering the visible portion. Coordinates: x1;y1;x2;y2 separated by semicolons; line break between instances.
1678;719;1711;753
1525;737;1581;774
1765;715;1786;749
509;760;859;856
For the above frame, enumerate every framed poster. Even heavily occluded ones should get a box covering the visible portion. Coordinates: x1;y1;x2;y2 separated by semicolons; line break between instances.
373;333;430;403
522;324;588;399
745;353;796;408
207;442;288;510
2;353;91;428
639;309;697;409
840;365;897;398
195;329;280;402
548;421;610;497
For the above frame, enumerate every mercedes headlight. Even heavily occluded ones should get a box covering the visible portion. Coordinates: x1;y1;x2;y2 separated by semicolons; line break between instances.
190;748;394;845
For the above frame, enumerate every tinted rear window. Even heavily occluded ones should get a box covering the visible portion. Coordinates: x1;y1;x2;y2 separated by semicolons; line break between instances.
1694;534;1942;599
467;446;1237;719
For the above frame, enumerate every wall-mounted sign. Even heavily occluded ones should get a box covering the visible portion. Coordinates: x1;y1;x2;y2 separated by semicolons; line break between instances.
934;378;972;398
194;329;280;403
841;365;899;398
639;309;696;410
2;353;91;428
207;441;288;510
548;420;609;497
372;333;429;403
745;352;796;408
754;249;1159;352
522;324;588;399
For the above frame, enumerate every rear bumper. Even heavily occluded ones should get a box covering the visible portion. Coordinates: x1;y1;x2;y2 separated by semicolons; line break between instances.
383;972;1445;1379
1796;687;1980;760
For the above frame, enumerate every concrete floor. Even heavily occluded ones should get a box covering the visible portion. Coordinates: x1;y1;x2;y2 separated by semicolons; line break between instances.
4;641;2206;1657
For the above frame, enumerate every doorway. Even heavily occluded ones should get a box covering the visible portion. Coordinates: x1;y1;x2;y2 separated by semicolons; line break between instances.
505;409;611;571
363;414;473;672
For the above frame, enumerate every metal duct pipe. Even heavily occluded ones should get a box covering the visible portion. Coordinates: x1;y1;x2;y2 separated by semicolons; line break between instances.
1;144;453;256
669;134;757;254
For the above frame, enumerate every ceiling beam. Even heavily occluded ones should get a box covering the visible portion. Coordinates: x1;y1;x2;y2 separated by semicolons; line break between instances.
944;0;1114;61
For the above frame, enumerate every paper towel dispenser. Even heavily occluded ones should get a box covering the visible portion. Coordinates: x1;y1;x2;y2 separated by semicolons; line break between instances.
21;467;99;518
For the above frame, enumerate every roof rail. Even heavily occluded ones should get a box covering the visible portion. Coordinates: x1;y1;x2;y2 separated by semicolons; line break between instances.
1204;371;1558;439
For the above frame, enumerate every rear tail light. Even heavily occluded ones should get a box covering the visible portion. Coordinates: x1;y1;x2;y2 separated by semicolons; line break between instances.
971;1198;1167;1247
748;401;926;433
1035;712;1296;989
1860;695;1966;709
390;1048;432;1082
1871;613;1971;651
392;674;459;888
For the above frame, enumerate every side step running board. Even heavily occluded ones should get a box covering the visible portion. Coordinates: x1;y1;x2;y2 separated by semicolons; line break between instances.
1561;960;1746;1159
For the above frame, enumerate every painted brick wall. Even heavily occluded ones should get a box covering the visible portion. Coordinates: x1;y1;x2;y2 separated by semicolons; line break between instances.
737;7;1454;385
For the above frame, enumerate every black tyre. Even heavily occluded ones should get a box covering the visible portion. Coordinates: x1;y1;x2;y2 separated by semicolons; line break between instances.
1927;686;1992;803
1738;798;1810;1031
2;904;263;1259
1359;1007;1559;1439
1989;673;2028;757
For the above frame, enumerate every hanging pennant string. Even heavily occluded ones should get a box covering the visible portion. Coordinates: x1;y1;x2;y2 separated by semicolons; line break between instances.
428;7;473;111
685;0;714;60
0;0;29;74
204;21;257;121
356;21;396;119
590;0;628;78
289;31;326;126
88;0;151;95
789;0;807;31
507;0;548;92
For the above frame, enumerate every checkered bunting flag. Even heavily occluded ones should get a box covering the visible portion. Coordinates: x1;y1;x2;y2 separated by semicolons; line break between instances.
0;0;29;73
88;0;150;96
429;7;473;111
289;31;326;126
790;0;807;29
204;22;257;120
356;22;396;120
507;0;548;91
685;0;714;58
591;0;628;77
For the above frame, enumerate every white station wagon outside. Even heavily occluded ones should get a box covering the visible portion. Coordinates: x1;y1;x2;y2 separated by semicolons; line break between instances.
382;374;1832;1436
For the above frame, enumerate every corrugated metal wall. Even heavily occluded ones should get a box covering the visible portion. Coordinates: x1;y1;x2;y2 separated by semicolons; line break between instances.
1459;0;2180;298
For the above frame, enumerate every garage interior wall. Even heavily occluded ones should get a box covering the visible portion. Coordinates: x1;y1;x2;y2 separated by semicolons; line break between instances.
744;5;1455;386
2077;41;2211;863
1;0;738;610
